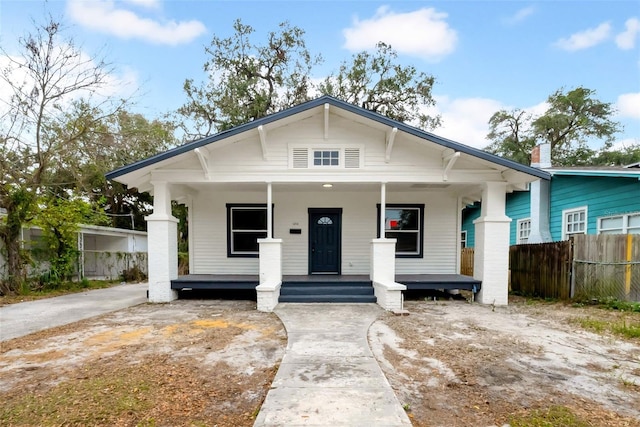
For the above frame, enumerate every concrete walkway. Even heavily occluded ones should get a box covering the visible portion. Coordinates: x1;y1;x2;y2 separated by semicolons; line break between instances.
0;283;148;341
254;303;412;427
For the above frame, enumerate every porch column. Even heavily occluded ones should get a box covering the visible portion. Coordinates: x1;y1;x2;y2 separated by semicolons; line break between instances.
145;181;178;303
371;182;405;311
256;182;282;312
257;238;282;312
266;182;273;238
473;182;511;305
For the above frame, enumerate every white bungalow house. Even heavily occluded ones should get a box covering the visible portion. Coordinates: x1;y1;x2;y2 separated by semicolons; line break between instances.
106;96;549;312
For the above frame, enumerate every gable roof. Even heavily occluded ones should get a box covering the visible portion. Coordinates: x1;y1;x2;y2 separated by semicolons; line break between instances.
106;95;550;181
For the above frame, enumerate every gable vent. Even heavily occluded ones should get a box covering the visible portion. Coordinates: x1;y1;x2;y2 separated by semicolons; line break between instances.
344;148;361;168
292;148;308;168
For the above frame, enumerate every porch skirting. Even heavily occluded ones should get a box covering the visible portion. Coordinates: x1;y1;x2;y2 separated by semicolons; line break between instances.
170;274;481;311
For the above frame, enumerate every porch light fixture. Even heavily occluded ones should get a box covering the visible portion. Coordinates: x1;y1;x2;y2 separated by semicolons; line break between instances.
322;183;333;188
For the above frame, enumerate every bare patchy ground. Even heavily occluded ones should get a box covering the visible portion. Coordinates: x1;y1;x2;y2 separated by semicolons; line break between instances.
371;296;640;427
1;295;639;426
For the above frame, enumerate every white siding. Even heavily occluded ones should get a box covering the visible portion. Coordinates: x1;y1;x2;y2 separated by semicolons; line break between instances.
191;188;459;276
172;113;451;180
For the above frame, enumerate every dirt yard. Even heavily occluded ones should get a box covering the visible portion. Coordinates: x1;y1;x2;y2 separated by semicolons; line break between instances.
1;295;639;426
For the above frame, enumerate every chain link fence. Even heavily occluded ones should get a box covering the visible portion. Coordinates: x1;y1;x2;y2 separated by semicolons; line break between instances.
572;259;640;302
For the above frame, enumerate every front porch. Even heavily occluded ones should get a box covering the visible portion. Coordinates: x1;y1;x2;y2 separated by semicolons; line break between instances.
171;273;482;297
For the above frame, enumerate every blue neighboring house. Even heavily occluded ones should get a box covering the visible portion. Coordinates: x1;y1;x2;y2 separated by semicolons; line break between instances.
462;147;640;247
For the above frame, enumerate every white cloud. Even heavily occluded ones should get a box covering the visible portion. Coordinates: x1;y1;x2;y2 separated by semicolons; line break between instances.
422;96;505;148
616;92;640;119
343;6;457;61
421;97;555;149
66;0;206;46
503;6;535;26
609;137;640;151
124;0;161;8
554;22;611;51
615;17;640;50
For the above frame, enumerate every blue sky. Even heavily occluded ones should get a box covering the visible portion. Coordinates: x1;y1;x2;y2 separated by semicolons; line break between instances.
1;0;639;151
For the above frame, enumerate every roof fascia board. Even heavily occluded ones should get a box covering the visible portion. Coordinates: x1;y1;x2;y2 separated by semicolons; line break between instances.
548;169;640;179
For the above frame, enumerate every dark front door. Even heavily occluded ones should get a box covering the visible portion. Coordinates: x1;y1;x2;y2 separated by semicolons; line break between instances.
309;209;342;274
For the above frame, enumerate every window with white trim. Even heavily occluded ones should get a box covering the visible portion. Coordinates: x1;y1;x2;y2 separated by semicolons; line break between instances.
517;218;531;244
460;231;467;249
313;150;339;166
562;206;587;240
289;144;363;169
598;212;640;234
377;204;424;257
226;204;268;257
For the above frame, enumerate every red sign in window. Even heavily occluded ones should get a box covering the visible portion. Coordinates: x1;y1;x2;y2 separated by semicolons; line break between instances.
389;220;398;229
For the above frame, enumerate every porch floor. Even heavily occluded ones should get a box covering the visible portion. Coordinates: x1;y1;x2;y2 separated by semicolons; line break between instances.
171;274;481;292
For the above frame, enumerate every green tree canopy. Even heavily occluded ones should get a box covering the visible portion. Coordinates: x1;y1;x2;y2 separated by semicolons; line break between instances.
178;19;321;138
178;20;441;139
318;42;440;130
485;87;621;166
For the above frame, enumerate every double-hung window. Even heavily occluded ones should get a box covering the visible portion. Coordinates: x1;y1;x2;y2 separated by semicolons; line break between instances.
226;204;268;257
562;206;587;240
517;218;531;244
377;204;424;258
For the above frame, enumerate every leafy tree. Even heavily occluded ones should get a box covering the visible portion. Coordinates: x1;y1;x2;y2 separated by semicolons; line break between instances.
179;21;441;139
0;18;155;293
485;87;621;166
591;142;640;166
0;18;122;293
74;109;177;230
318;42;440;130
35;196;107;286
178;19;321;138
485;109;536;165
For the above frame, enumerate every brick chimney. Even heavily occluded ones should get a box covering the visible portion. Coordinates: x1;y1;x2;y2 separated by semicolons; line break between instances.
530;143;551;168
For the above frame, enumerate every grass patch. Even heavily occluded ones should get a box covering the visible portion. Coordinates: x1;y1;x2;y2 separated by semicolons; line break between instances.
508;405;590;427
572;316;640;339
0;368;155;425
572;297;640;313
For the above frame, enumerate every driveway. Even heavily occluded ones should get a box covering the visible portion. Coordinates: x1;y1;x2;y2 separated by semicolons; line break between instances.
0;282;147;341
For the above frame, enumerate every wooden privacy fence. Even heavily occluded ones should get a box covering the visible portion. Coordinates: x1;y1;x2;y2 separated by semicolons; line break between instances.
572;234;640;301
510;234;640;301
460;247;474;276
510;240;573;299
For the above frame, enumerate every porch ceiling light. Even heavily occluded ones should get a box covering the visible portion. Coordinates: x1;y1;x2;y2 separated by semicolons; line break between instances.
322;183;333;188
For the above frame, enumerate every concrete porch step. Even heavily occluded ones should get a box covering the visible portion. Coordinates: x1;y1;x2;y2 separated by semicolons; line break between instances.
278;294;377;303
279;280;376;303
281;285;374;296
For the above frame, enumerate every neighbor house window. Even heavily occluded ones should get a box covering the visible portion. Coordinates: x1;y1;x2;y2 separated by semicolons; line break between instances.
460;231;467;249
598;212;640;235
562;206;587;240
377;204;424;258
517;218;531;244
226;204;268;257
313;150;339;166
